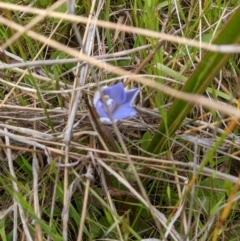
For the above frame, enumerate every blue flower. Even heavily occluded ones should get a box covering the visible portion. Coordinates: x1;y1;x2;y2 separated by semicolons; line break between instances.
93;82;139;124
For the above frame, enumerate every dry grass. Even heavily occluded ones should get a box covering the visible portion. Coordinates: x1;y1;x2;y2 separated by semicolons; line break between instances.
0;0;240;241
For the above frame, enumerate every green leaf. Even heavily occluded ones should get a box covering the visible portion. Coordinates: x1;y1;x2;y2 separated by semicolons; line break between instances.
198;178;225;214
147;8;240;155
156;63;237;104
140;131;152;151
0;220;7;241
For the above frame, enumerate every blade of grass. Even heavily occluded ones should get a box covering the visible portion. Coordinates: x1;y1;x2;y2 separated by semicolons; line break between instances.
147;7;240;155
156;63;237;104
28;72;56;133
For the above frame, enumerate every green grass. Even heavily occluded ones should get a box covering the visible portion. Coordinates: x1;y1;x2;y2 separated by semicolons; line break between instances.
0;0;240;240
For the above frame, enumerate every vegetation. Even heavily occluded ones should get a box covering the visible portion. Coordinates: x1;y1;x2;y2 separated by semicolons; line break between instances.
0;0;240;240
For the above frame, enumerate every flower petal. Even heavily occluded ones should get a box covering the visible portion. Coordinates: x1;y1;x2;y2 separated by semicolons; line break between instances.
112;104;137;121
94;100;109;119
93;86;108;106
124;88;139;105
103;82;126;104
99;117;114;124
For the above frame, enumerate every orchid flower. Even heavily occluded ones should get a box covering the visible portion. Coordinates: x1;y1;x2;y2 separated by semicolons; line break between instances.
93;82;139;124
